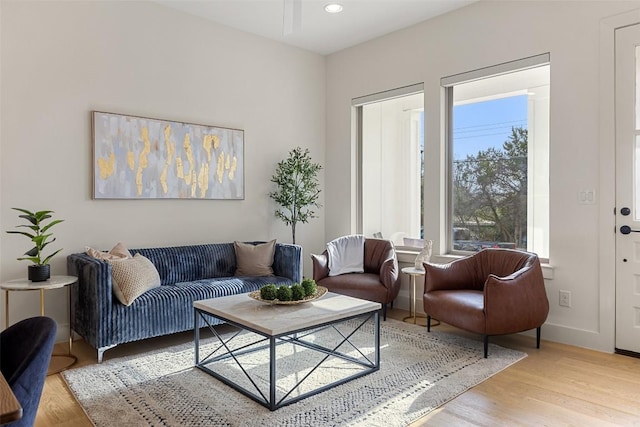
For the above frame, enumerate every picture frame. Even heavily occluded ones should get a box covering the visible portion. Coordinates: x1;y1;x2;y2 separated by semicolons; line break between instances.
92;111;244;200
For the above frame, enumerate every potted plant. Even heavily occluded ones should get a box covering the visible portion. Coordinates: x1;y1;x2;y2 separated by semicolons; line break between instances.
269;147;322;244
6;208;64;282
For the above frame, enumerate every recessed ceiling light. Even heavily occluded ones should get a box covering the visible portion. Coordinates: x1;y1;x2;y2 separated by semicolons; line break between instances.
324;3;343;13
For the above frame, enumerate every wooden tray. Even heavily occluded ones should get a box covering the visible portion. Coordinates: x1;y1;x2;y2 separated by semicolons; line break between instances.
248;286;327;305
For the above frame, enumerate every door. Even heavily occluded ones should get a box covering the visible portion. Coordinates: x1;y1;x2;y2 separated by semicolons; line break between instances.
615;23;640;354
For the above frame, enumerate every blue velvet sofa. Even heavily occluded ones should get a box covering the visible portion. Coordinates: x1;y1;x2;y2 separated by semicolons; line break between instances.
67;242;302;362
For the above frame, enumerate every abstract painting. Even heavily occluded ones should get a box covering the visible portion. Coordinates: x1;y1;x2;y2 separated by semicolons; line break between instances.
92;111;244;199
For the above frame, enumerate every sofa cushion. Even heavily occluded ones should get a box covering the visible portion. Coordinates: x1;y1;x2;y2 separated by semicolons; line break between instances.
85;242;132;261
234;240;276;276
132;244;237;285
108;254;161;306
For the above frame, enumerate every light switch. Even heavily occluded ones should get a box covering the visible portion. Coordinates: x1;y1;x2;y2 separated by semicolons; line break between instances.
578;190;596;205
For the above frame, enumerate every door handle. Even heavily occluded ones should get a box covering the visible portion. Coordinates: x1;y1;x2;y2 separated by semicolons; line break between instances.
620;225;640;234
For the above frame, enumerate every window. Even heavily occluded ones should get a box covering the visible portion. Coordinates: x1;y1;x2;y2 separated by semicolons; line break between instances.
353;84;424;249
442;54;550;259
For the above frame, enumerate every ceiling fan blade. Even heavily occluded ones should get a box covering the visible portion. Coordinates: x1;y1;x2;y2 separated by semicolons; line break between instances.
283;0;302;36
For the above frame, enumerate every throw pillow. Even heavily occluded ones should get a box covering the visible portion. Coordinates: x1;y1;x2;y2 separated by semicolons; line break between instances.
108;254;161;306
234;240;276;276
86;241;132;261
327;234;365;276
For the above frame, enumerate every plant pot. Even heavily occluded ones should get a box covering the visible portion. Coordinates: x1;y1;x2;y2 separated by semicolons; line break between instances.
28;264;50;282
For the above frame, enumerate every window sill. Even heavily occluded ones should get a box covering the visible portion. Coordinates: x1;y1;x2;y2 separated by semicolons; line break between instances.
396;250;554;280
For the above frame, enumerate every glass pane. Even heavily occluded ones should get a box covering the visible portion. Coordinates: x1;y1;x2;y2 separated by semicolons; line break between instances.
452;95;527;252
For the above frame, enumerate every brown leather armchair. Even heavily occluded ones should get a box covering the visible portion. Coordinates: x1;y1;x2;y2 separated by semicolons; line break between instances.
423;248;549;357
311;238;400;320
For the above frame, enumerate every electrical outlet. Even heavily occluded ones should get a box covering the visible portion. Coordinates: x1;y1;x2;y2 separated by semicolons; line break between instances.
559;290;571;307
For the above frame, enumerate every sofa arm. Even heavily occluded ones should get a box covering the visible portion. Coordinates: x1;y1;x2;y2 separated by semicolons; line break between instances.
483;260;549;333
379;255;399;289
272;243;303;283
67;253;114;349
310;252;329;281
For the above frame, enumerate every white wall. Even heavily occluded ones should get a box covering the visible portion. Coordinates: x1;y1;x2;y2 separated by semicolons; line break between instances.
325;0;640;352
0;1;326;337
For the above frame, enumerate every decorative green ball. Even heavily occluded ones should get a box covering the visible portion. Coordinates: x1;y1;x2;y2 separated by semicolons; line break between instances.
260;284;278;300
301;278;317;297
290;284;305;301
276;285;293;301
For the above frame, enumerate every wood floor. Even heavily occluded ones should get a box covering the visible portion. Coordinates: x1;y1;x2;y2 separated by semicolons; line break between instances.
36;308;640;427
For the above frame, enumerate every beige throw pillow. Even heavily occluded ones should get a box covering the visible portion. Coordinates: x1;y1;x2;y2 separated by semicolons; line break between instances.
234;240;276;276
86;241;132;261
108;254;161;306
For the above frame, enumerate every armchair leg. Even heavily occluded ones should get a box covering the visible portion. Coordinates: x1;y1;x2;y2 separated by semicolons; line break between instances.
382;304;387;321
536;326;541;349
427;315;431;332
484;335;489;358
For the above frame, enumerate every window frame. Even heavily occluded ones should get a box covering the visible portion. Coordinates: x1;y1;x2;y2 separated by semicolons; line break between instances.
352;83;424;249
441;53;550;259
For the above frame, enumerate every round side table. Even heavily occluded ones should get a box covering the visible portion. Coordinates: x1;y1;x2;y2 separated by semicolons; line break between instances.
1;275;78;375
401;267;439;327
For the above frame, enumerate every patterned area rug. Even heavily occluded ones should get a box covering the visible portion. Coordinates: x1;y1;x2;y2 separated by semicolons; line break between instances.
63;319;525;427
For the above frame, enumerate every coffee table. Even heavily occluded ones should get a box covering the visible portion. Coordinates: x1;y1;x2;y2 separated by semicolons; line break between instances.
193;291;381;411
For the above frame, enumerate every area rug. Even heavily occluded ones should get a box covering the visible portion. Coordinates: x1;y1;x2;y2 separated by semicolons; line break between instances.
62;319;525;427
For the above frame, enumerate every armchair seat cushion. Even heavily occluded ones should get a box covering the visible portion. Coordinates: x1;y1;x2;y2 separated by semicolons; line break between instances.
316;273;389;302
424;290;484;334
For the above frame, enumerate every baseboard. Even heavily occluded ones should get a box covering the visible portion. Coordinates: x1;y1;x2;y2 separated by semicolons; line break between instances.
615;348;640;359
527;322;613;353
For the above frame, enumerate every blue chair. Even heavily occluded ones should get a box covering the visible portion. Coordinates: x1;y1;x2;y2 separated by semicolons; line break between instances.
1;317;57;427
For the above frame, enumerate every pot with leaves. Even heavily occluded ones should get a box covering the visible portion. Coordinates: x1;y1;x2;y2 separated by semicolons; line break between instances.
269;147;322;244
6;208;64;282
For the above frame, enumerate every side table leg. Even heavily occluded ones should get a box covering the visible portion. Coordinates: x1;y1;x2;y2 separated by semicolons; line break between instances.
40;289;45;316
68;285;73;355
47;285;77;375
403;274;418;324
411;275;417;324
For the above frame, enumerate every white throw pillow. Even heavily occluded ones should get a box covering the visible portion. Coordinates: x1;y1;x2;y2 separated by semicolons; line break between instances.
327;235;365;276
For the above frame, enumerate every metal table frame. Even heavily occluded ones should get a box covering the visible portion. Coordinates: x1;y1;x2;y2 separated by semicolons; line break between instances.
194;308;380;411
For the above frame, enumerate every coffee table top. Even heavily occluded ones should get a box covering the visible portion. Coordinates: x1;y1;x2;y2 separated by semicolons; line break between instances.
194;292;381;336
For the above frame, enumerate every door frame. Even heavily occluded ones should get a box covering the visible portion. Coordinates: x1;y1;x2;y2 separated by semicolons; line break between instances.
600;10;640;353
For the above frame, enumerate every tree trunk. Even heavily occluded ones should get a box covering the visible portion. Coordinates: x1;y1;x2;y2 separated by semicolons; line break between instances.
292;222;296;244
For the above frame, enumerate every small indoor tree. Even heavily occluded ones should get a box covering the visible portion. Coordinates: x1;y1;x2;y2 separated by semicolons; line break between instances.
269;147;322;244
